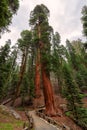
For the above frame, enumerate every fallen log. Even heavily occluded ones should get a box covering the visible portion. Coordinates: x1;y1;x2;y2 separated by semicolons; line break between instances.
1;98;13;105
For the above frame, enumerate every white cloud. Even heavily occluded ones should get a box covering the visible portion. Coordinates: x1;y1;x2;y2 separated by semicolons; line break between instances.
0;0;87;46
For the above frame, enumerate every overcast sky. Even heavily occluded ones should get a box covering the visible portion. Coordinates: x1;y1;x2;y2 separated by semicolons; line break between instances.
0;0;87;46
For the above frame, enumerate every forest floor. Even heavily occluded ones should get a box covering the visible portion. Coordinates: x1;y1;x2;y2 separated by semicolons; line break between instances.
0;94;87;130
0;109;26;130
33;94;87;130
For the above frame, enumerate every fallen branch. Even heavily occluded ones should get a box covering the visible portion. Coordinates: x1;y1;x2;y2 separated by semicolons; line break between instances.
1;98;13;105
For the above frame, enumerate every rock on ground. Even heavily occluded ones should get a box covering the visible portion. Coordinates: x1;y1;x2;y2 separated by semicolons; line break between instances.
0;105;21;120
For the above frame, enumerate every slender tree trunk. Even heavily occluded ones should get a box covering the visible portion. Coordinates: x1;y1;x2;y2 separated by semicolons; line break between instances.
15;53;26;97
57;75;61;93
41;63;57;116
11;49;28;106
35;48;41;98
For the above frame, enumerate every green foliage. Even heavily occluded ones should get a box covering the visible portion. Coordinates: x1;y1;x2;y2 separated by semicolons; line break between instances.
0;41;11;100
81;5;87;37
66;39;80;70
66;39;87;91
27;56;35;98
51;32;67;91
63;63;82;105
0;121;24;130
0;0;19;35
63;63;87;129
18;30;32;51
21;74;29;96
30;4;49;26
0;4;87;129
53;32;61;48
0;41;20;102
65;111;71;116
75;107;87;128
29;4;53;79
76;65;87;90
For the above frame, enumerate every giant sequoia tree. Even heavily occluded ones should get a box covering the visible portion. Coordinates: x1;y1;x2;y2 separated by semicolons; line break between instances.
30;4;57;116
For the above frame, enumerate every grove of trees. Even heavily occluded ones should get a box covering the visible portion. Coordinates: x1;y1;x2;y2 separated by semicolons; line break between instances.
0;3;87;129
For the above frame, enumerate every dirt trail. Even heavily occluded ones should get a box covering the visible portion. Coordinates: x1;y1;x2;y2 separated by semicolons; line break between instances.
29;111;61;130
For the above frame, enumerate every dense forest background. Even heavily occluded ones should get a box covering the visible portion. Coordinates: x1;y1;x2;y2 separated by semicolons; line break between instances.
0;1;87;129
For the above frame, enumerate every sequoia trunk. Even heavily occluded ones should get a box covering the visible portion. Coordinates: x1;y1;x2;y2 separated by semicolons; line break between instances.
35;48;41;98
41;63;57;116
34;24;42;98
36;23;56;115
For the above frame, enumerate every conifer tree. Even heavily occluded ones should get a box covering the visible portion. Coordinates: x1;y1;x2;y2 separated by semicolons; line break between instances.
30;4;57;116
0;40;11;101
81;5;87;49
11;30;32;105
63;63;87;129
81;5;87;38
52;32;66;92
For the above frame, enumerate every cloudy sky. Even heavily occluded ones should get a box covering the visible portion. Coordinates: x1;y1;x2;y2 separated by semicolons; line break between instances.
0;0;87;46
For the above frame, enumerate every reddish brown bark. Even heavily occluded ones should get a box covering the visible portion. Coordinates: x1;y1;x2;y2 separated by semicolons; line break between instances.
41;63;57;116
36;23;57;115
34;24;42;99
35;48;41;98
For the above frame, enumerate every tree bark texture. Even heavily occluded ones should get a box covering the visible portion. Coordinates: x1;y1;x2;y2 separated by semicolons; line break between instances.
37;23;56;115
41;63;57;116
35;48;41;98
16;52;27;97
12;49;28;105
34;24;42;98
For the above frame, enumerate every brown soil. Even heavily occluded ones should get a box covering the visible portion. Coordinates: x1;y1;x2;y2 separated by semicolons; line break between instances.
1;92;87;130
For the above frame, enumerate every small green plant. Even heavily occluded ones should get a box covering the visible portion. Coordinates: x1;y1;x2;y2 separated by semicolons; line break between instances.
65;111;71;116
0;121;23;130
0;123;13;130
